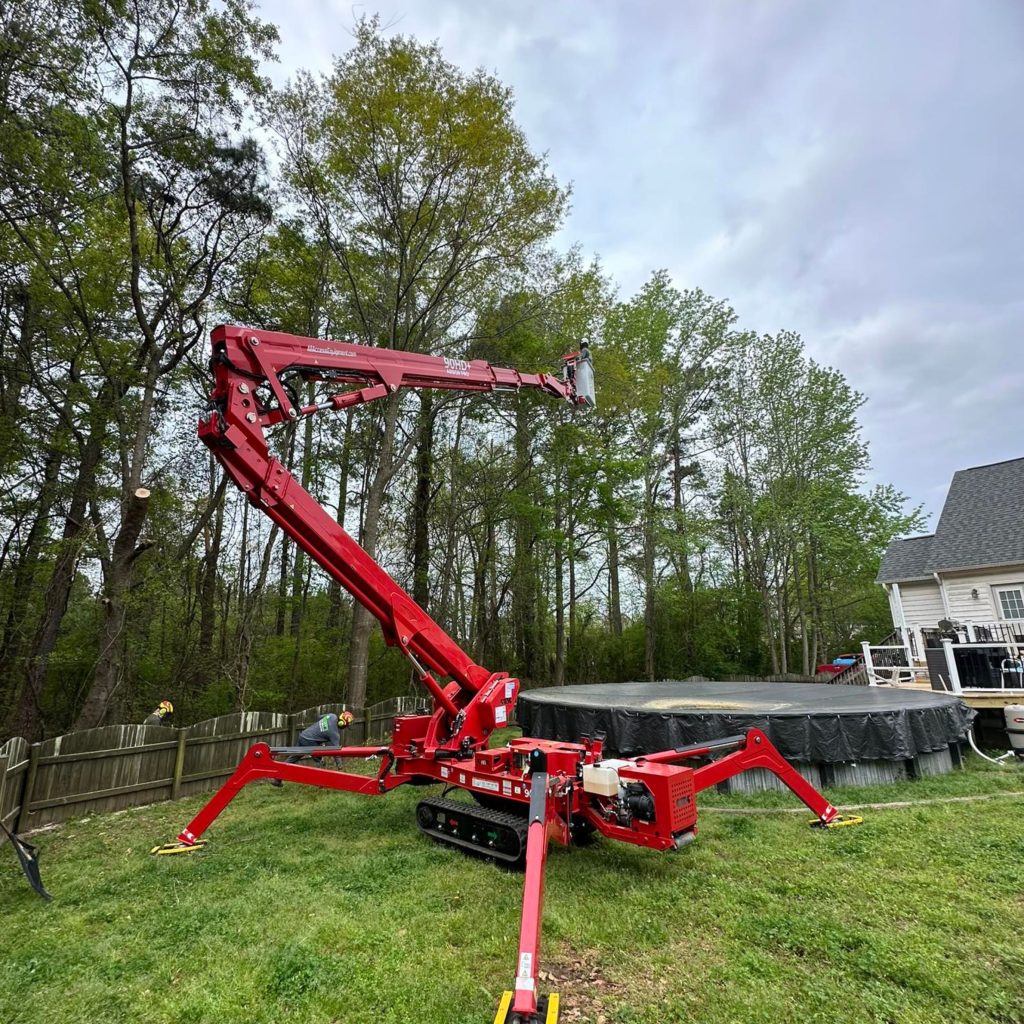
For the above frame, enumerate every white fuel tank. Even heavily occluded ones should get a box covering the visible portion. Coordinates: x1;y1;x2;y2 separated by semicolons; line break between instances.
1004;705;1024;759
582;759;630;797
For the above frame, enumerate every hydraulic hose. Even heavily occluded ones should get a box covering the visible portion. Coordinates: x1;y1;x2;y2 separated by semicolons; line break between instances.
967;725;1016;767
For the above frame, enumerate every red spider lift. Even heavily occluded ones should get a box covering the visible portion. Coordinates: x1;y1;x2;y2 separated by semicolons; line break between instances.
154;325;860;1024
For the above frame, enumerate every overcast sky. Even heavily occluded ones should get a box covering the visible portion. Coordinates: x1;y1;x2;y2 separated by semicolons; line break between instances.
260;0;1024;527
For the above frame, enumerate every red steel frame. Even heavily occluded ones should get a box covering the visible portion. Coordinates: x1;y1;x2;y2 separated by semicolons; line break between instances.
168;325;847;1024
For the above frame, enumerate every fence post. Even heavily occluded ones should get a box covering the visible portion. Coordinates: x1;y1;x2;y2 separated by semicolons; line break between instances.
287;713;299;745
898;627;914;680
170;728;188;801
15;743;40;833
861;641;875;686
941;638;963;694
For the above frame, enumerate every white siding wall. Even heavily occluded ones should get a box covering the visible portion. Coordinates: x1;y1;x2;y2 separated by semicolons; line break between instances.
943;564;1024;623
889;581;945;662
899;581;945;628
887;586;901;628
884;566;1024;648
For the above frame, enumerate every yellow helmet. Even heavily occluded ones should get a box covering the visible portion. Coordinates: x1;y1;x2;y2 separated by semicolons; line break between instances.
340;710;354;727
158;700;174;715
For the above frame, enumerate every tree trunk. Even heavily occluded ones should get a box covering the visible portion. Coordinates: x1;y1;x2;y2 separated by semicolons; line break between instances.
0;441;64;715
272;428;297;635
807;536;822;669
472;531;487;662
290;385;316;638
75;488;152;729
567;494;577;683
197;460;226;670
231;510;280;712
642;483;657;683
511;400;538;680
764;580;780;675
276;539;290;635
671;437;693;592
233;502;252;711
410;390;434;611
346;394;401;709
9;408;109;739
438;405;464;631
797;561;810;677
327;409;354;630
77;345;164;729
776;578;789;675
553;476;565;687
0;281;33;464
487;519;502;667
607;523;623;640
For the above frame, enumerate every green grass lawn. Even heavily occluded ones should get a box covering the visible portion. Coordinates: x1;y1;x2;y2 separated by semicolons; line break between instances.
1;758;1022;1024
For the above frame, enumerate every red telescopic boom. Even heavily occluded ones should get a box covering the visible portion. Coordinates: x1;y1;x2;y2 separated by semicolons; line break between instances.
198;325;592;748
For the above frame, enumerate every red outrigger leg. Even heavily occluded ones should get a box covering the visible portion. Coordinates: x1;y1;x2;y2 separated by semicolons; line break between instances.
631;728;840;825
159;743;407;851
501;751;559;1024
688;729;840;824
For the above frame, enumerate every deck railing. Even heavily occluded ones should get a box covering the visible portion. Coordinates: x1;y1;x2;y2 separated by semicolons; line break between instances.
855;627;919;686
926;639;1024;695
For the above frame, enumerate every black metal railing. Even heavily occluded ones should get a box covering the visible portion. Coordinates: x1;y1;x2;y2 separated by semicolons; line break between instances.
967;621;1024;644
919;621;1024;690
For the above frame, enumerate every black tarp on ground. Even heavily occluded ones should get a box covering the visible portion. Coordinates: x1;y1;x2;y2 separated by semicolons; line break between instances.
517;680;975;762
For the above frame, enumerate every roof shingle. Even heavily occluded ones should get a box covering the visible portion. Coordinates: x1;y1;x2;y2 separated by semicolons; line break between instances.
877;534;934;583
878;457;1024;582
927;458;1024;572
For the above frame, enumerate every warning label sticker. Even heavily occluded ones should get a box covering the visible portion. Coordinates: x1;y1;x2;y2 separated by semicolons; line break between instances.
471;777;500;793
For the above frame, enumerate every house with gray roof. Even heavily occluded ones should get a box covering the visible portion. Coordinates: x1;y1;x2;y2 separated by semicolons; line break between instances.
878;457;1024;659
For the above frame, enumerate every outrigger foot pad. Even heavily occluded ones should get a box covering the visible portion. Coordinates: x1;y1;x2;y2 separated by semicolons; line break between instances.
494;992;559;1024
150;840;208;855
811;814;864;830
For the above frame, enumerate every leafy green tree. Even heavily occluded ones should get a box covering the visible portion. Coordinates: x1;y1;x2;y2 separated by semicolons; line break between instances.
273;18;568;707
714;331;921;673
0;0;276;734
599;273;738;680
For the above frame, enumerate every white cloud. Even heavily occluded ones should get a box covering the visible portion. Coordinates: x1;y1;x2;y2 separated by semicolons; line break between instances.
258;0;1024;524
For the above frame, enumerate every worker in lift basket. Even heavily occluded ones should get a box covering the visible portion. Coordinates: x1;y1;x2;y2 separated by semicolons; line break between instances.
270;711;354;787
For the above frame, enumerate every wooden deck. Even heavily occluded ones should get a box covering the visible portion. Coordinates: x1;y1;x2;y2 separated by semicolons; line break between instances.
890;667;1022;708
957;690;1024;709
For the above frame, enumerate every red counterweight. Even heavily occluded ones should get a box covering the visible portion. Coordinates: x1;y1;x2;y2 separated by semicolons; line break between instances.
618;761;698;838
156;325;860;1024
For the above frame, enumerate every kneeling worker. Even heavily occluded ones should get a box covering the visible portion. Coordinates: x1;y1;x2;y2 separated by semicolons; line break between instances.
271;710;354;786
143;700;174;727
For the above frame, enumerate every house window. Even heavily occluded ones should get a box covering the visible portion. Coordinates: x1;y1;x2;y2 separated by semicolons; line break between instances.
994;586;1024;620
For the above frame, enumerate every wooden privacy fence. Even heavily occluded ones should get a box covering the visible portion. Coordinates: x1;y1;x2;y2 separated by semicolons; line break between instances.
0;736;29;835
0;696;424;839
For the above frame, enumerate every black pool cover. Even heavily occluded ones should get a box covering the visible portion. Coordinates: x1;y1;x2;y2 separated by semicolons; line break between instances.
517;680;975;763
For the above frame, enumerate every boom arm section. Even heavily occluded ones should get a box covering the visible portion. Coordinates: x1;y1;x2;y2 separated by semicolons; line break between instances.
199;325;591;745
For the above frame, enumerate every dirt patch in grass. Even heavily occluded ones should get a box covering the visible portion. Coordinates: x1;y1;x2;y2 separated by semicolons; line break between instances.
540;948;624;1023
